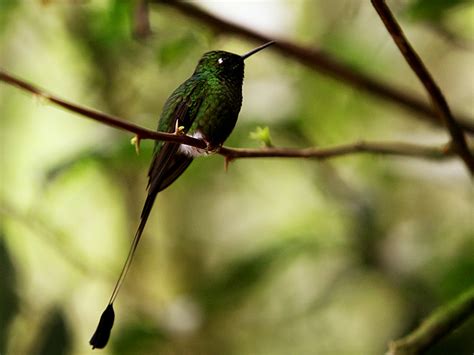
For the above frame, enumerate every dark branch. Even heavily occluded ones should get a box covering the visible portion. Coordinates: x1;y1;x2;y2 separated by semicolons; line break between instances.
219;142;454;161
0;69;465;162
0;70;206;149
371;0;474;175
387;287;474;355
153;0;474;134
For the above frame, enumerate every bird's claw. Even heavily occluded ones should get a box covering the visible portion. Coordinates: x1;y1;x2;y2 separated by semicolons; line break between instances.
204;140;220;155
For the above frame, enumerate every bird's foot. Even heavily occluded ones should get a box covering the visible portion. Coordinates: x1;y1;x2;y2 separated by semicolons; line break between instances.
203;140;221;155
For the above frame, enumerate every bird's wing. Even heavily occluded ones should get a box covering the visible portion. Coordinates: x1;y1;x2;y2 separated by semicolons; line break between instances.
147;81;205;197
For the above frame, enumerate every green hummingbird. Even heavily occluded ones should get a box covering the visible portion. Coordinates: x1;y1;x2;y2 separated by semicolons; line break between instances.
90;41;275;349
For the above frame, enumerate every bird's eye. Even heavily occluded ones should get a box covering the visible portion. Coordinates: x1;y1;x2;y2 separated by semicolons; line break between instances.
218;58;224;64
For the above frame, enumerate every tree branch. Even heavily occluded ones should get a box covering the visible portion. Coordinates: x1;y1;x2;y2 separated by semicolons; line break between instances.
152;0;474;135
371;0;474;175
387;287;474;355
0;69;465;163
0;70;207;149
219;142;454;161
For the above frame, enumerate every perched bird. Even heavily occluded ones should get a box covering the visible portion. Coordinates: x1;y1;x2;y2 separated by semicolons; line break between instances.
90;41;275;349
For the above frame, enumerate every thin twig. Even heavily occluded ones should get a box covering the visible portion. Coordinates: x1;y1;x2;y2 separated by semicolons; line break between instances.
387;287;474;355
0;70;206;149
0;69;464;162
371;0;474;175
219;142;453;161
152;0;474;134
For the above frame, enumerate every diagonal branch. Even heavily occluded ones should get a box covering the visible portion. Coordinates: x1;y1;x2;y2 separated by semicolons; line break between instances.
152;0;474;134
0;70;207;149
371;0;474;175
0;69;466;162
387;287;474;355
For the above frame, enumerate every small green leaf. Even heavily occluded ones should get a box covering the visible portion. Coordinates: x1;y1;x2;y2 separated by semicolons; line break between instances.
249;126;273;147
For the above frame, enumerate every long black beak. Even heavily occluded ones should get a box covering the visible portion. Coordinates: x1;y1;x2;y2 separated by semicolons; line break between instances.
241;41;275;60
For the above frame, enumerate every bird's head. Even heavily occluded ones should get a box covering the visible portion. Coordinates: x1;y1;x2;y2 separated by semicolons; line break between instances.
193;41;275;82
194;51;244;81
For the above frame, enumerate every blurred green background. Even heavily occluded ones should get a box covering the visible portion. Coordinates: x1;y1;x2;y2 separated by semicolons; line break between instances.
1;1;473;354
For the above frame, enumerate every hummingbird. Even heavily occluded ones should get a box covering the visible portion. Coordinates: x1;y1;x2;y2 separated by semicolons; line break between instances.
89;41;275;349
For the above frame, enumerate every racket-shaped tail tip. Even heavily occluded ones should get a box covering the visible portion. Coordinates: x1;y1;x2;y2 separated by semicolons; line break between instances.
90;304;115;349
